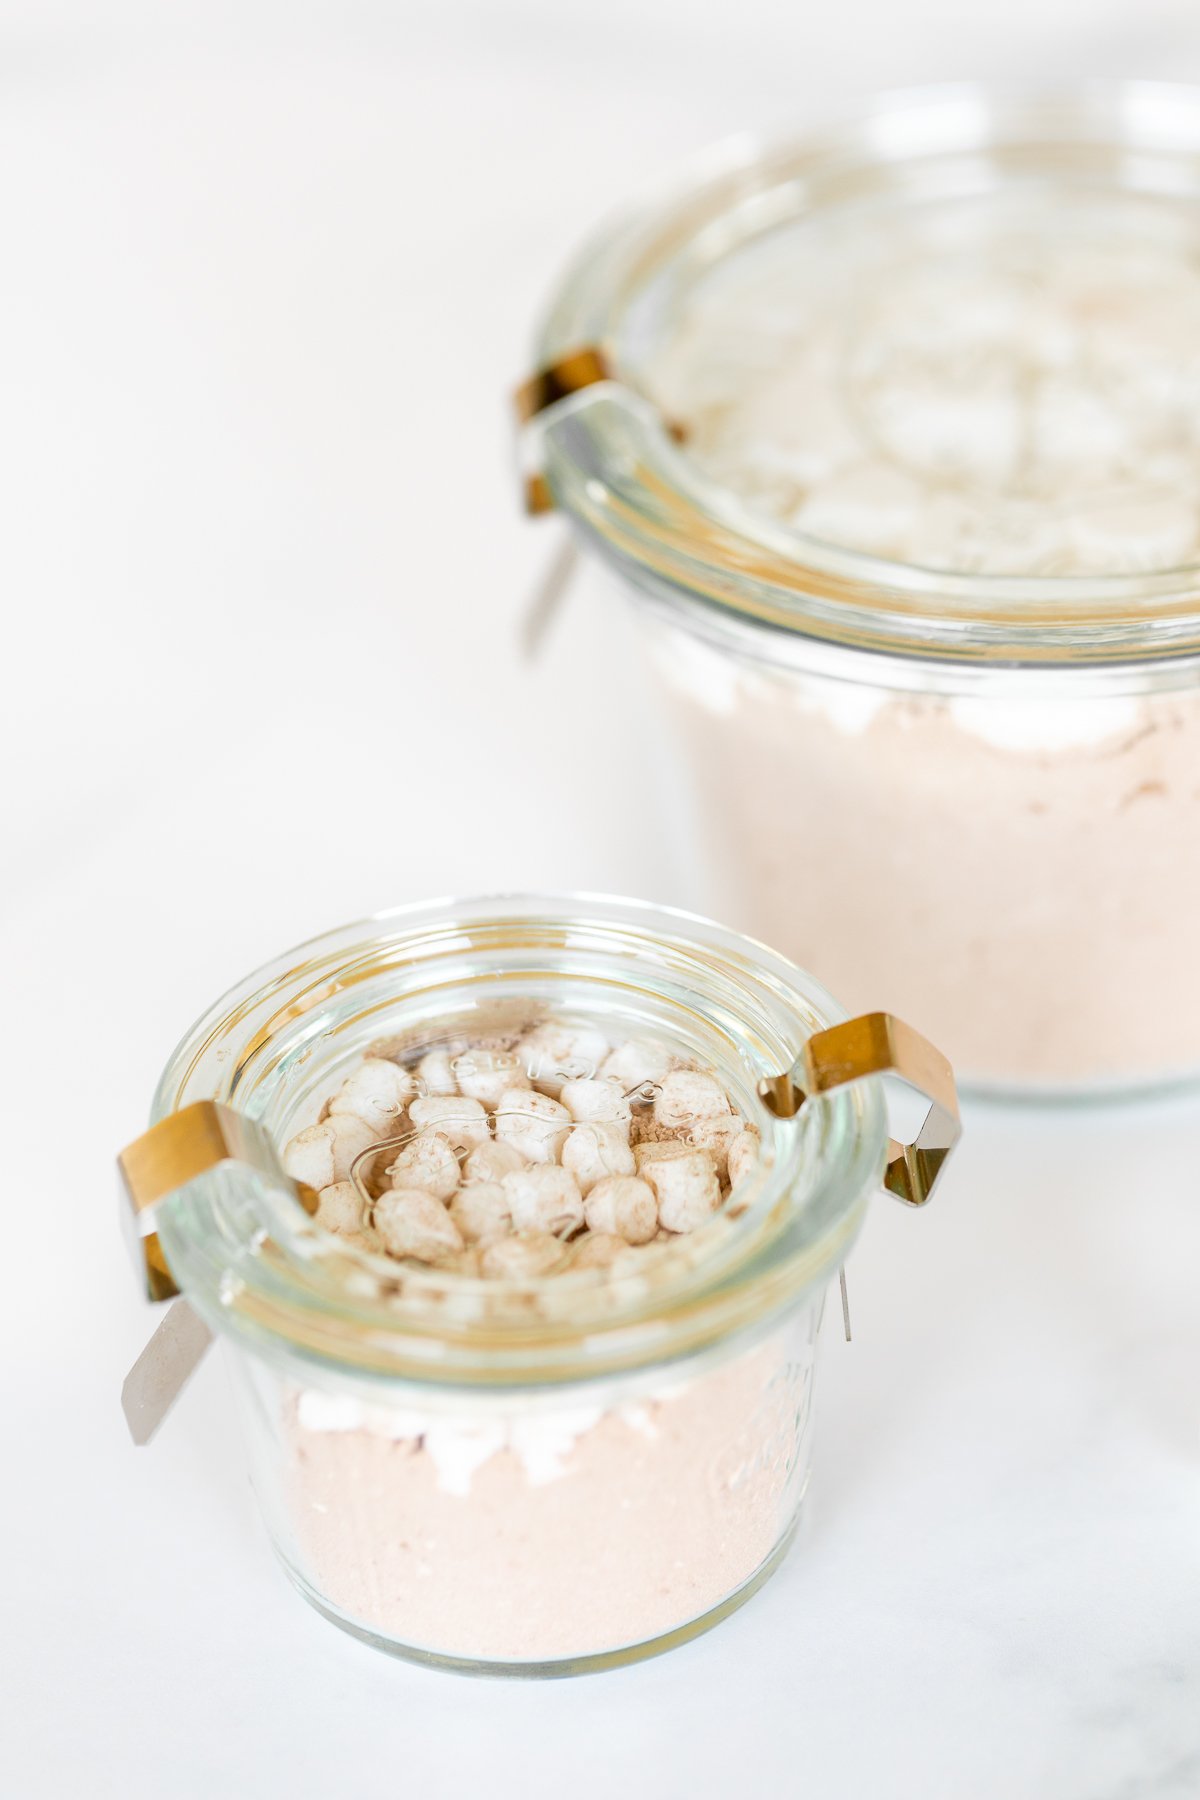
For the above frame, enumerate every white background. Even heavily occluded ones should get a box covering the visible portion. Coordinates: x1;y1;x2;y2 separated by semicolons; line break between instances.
3;4;1200;1796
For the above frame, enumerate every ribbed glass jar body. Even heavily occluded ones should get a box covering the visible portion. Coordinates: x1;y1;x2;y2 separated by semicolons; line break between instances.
225;1301;821;1673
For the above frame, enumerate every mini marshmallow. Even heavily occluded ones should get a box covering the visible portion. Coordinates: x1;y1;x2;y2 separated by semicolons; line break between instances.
642;1149;721;1233
448;1181;512;1245
415;1048;459;1097
561;1122;636;1195
327;1057;414;1135
794;462;924;561
480;1231;566;1281
501;1164;585;1236
463;1139;526;1184
283;1114;377;1190
386;1132;460;1202
727;1128;761;1190
599;1036;674;1095
373;1188;464;1263
567;1232;632;1270
519;1022;610;1097
682;1112;745;1181
1030;376;1129;485
583;1175;658;1244
315;1181;366;1237
283;1124;337;1192
869;380;1023;490
453;1047;530;1110
408;1094;491;1152
653;1070;733;1132
323;1113;379;1181
559;1077;633;1133
493;1088;572;1164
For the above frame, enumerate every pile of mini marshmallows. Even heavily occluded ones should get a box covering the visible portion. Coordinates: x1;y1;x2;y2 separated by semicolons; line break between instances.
654;225;1200;577
282;1022;762;1280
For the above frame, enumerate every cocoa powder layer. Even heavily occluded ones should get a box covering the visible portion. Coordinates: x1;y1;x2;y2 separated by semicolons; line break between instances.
655;652;1200;1087
284;1326;813;1664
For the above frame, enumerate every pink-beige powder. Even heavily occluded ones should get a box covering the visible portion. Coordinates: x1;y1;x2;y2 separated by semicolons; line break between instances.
283;1319;815;1664
651;641;1200;1087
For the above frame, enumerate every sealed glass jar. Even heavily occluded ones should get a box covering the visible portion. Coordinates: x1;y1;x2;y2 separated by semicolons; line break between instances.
519;84;1200;1093
118;895;957;1676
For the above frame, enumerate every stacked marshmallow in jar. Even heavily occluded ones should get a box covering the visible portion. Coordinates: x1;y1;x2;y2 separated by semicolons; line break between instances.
282;1021;762;1281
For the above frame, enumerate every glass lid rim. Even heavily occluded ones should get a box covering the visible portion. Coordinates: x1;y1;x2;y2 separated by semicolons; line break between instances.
531;79;1200;664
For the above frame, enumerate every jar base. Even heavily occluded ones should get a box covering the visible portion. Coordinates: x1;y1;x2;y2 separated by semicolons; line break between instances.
277;1513;802;1679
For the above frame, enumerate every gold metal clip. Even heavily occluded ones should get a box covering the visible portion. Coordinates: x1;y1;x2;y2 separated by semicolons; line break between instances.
514;345;613;426
758;1012;960;1207
117;1101;317;1301
513;345;688;516
513;346;613;516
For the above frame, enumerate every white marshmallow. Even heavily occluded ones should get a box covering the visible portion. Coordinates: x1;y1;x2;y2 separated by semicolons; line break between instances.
283;1114;377;1190
561;1121;636;1195
314;1181;366;1237
583;1175;658;1244
462;1139;526;1184
567;1231;631;1270
869;379;1024;489
408;1094;491;1152
559;1077;633;1133
642;1149;721;1233
415;1048;459;1097
727;1129;762;1190
283;1124;336;1191
480;1231;566;1280
501;1165;585;1236
448;1181;512;1245
519;1022;610;1097
452;1047;530;1109
1030;376;1129;486
682;1112;745;1181
794;463;924;561
733;362;862;487
386;1132;460;1202
493;1088;572;1164
653;1070;732;1132
599;1037;674;1095
373;1188;464;1263
327;1058;414;1135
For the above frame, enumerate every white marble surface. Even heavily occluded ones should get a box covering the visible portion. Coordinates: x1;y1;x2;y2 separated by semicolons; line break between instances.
3;7;1200;1796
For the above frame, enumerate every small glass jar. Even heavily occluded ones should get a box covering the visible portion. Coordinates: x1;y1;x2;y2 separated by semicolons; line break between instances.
520;84;1200;1094
118;895;957;1676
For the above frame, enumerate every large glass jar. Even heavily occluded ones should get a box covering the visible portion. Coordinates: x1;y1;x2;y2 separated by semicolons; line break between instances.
118;895;957;1675
519;84;1200;1093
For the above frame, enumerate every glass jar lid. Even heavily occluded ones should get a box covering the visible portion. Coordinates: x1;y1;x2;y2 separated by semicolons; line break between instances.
522;84;1200;666
120;896;957;1390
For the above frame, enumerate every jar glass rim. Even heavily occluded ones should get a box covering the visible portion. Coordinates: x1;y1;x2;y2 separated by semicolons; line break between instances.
532;80;1200;667
150;894;886;1389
